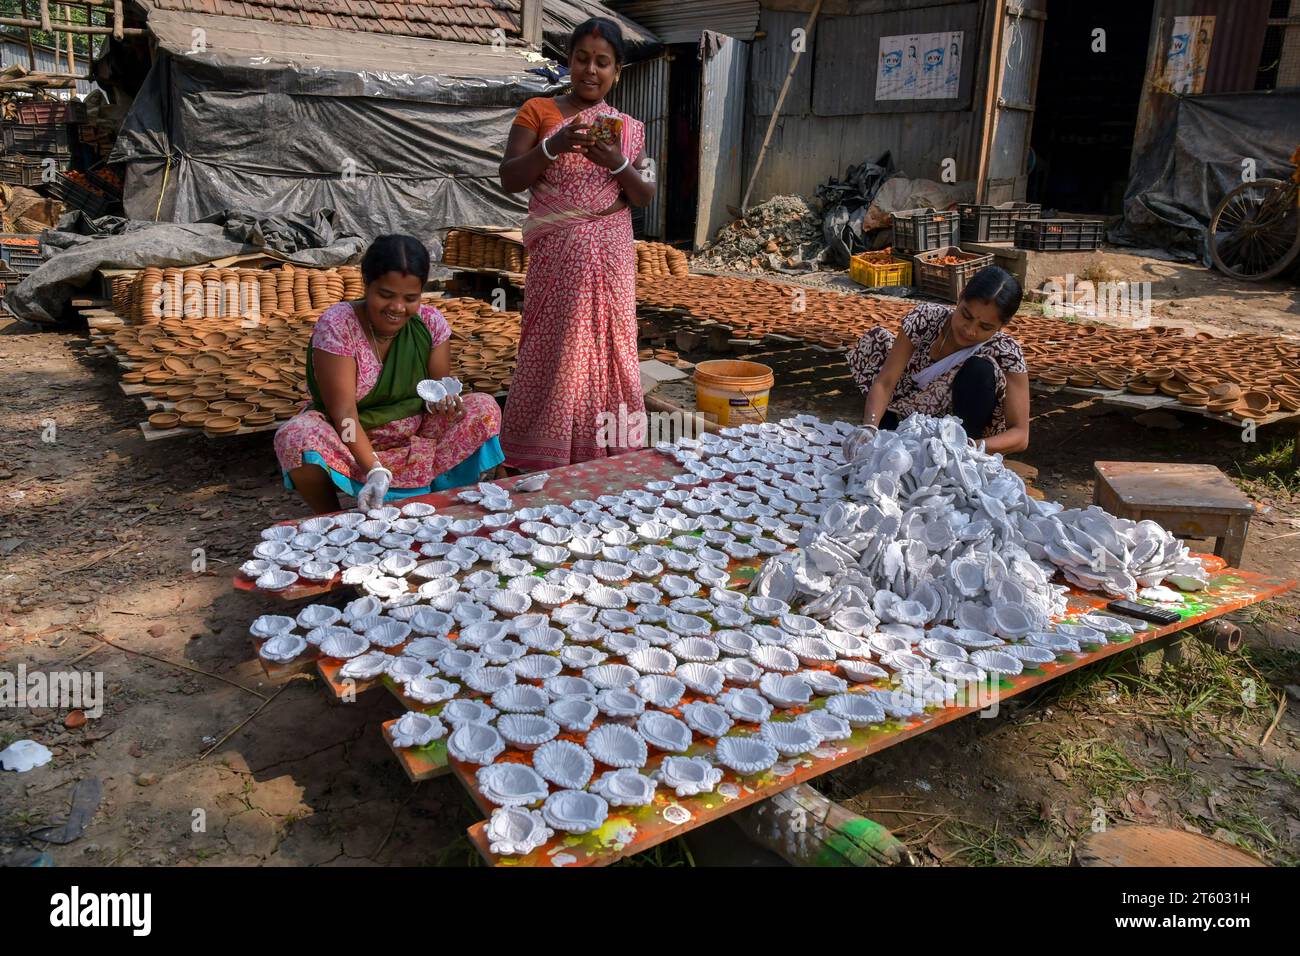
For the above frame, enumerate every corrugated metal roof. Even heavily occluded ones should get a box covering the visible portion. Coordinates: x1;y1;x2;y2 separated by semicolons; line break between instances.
609;0;758;43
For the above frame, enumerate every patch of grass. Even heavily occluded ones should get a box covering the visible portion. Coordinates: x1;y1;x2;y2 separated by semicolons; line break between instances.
1050;737;1149;794
1247;644;1300;688
1231;438;1300;496
1048;736;1196;797
615;837;695;867
1121;643;1278;741
1036;653;1133;710
432;832;485;867
10;808;47;827
940;818;1057;866
1213;801;1291;864
1238;601;1287;631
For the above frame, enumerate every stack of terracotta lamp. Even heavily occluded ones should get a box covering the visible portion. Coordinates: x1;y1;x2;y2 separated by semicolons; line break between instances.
635;241;689;277
634;275;1300;422
1024;326;1300;421
104;265;522;436
635;274;912;349
442;230;528;274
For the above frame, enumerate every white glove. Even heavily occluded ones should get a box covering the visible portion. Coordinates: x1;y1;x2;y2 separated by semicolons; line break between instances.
426;395;465;420
356;465;392;512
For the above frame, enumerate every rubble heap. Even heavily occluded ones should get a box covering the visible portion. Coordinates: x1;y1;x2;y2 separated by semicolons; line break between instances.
692;195;826;274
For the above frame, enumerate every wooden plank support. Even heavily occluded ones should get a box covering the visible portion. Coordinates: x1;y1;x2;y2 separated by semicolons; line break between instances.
521;0;542;49
730;783;915;867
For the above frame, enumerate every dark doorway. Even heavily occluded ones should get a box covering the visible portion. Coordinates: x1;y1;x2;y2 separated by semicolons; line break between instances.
1028;0;1155;215
664;43;701;243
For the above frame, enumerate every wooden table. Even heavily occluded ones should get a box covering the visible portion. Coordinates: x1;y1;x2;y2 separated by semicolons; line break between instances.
236;452;1293;867
1093;462;1256;567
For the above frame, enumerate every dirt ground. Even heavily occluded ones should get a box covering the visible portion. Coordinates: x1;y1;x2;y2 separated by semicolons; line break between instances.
2;248;1298;867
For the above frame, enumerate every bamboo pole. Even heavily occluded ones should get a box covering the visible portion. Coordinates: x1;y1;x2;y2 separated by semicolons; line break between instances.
65;6;76;74
0;16;143;34
22;1;37;70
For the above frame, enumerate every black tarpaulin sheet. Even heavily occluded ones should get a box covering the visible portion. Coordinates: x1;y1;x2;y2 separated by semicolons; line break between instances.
6;211;365;325
110;11;563;244
1111;90;1300;263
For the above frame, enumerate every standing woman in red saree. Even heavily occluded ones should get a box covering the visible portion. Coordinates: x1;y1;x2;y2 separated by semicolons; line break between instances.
498;18;656;471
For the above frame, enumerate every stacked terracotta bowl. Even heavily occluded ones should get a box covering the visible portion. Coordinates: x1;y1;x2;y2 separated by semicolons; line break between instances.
109;263;358;435
636;241;689;277
113;307;312;435
432;294;522;394
1021;324;1300;420
442;230;528;273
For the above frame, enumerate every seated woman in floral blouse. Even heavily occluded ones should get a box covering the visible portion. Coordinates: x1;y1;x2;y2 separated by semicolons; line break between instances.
274;234;504;514
847;266;1030;453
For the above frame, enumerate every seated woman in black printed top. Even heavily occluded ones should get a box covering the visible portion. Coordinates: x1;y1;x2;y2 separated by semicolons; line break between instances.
846;266;1030;453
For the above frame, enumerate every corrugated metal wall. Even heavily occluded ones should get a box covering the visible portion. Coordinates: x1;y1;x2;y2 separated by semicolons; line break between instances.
1132;0;1272;163
696;34;751;248
1160;0;1270;93
611;1;760;44
608;53;670;236
0;38;95;95
744;1;997;203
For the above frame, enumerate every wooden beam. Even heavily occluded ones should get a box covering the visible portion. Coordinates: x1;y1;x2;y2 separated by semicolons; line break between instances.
39;0;51;32
112;0;122;41
521;0;542;49
974;0;1008;204
0;15;144;34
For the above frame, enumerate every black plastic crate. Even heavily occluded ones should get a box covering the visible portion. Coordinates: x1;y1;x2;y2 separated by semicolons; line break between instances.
912;246;995;302
2;122;70;155
958;202;1042;243
1015;218;1105;252
43;174;113;218
892;207;959;254
0;154;48;186
6;252;45;275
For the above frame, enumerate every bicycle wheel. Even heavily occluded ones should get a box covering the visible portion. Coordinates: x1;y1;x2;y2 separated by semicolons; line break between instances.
1208;178;1300;281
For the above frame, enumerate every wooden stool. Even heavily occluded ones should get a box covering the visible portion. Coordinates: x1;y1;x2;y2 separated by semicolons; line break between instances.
1093;462;1255;568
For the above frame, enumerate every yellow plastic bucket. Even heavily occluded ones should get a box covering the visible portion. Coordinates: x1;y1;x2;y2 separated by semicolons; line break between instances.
694;359;775;427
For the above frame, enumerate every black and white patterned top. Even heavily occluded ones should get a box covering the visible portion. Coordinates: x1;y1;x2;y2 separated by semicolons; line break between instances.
846;302;1026;436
